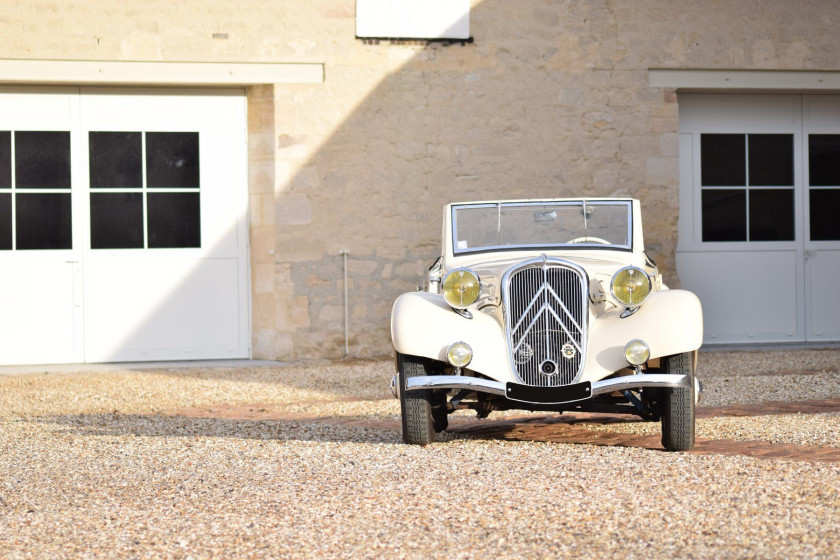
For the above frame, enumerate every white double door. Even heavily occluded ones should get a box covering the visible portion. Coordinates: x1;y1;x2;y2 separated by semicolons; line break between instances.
0;88;250;364
677;94;840;345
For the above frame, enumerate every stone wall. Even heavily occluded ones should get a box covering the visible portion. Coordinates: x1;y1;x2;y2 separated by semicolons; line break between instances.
2;0;838;359
265;0;840;359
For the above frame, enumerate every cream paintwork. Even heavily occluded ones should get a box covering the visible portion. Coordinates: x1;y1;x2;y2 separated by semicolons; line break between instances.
391;291;516;382
583;290;703;378
391;288;702;382
391;198;703;384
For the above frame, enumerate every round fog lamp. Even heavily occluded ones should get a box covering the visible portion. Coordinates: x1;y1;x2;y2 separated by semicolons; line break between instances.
624;339;650;366
442;269;480;309
447;341;473;368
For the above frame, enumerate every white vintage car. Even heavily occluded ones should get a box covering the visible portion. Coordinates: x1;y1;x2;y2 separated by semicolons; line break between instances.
391;198;703;451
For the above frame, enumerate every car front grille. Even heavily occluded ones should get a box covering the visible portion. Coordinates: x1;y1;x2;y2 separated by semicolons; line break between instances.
504;259;587;387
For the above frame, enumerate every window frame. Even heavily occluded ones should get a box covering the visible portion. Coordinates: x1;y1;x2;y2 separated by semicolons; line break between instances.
699;132;796;244
87;129;202;251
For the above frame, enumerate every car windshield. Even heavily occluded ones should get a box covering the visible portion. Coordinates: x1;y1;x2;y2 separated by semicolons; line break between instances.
451;200;632;254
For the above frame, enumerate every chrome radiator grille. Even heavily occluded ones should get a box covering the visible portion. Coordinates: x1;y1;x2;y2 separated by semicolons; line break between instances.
504;260;587;387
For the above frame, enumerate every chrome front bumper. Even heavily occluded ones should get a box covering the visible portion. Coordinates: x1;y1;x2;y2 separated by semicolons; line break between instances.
392;373;692;405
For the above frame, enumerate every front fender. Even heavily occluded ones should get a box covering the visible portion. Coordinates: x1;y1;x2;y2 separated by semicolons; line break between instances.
392;289;703;385
584;289;703;378
390;292;515;382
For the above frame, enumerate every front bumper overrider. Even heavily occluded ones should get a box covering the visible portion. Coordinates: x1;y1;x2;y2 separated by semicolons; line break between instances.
394;373;691;405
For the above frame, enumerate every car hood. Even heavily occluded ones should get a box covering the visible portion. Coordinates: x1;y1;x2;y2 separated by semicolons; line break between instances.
445;251;644;281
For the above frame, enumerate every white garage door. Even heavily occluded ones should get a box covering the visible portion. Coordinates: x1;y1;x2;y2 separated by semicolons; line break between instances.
0;87;250;364
677;94;840;345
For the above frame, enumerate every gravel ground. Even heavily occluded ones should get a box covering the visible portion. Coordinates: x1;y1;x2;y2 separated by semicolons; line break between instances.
698;348;840;406
1;349;839;559
586;411;840;447
585;348;840;446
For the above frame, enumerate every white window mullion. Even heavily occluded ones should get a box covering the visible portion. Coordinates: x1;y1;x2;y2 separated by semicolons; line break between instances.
10;130;15;251
141;131;148;249
744;134;751;242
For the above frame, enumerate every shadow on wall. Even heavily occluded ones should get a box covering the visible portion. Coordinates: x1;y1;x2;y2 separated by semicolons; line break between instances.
269;0;685;360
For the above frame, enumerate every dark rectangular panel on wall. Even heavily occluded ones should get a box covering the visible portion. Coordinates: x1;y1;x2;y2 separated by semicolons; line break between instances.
90;192;144;249
15;131;71;190
701;189;746;242
89;131;143;189
16;192;72;250
701;134;746;186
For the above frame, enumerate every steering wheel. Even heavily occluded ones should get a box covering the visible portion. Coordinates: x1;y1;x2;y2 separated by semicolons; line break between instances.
567;236;611;245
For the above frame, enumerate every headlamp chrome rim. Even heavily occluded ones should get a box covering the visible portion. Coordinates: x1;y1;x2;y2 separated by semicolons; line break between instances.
610;265;652;308
447;341;473;368
442;268;481;309
624;339;650;366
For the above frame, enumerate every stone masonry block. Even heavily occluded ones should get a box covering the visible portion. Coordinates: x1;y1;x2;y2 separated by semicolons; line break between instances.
646;157;679;186
276;193;312;226
253;263;275;295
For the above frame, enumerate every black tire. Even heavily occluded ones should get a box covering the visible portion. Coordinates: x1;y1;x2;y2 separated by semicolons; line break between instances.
398;353;435;445
661;351;696;452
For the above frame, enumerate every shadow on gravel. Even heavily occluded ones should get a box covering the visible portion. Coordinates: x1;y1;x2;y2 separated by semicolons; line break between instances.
37;410;653;449
37;410;840;463
124;357;395;402
37;412;408;445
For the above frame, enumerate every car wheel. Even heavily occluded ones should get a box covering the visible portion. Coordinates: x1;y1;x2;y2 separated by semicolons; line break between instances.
660;351;695;452
398;353;435;445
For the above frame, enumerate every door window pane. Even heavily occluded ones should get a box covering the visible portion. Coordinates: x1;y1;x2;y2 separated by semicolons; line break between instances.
0;131;10;189
809;135;840;187
15;131;71;190
810;189;840;241
89;132;142;189
749;189;794;241
16;193;72;249
701;134;745;186
146;132;199;189
90;193;144;249
89;130;201;250
749;134;793;186
0;193;10;250
701;133;795;243
148;192;201;248
702;189;746;242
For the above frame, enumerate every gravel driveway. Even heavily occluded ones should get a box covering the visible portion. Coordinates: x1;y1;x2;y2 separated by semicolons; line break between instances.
1;349;839;559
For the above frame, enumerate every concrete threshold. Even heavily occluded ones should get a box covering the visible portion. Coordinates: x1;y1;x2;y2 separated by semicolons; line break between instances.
701;341;840;352
0;359;285;376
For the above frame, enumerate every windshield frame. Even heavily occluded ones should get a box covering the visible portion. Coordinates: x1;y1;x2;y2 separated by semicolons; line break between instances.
450;199;634;256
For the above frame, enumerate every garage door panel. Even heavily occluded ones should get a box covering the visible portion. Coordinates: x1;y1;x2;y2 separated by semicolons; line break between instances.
0;260;82;364
83;257;242;362
195;127;247;257
678;94;798;132
0;87;249;365
679;93;840;345
0;88;77;125
804;98;840;132
677;251;799;344
80;90;249;362
806;251;840;341
79;88;246;129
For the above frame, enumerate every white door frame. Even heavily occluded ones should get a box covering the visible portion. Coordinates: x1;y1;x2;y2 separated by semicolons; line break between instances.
0;86;251;365
0;87;85;363
677;93;840;345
